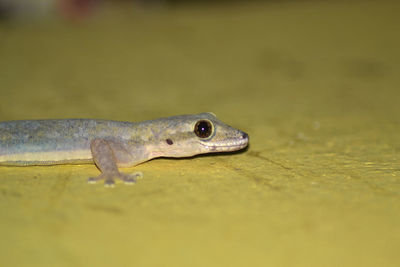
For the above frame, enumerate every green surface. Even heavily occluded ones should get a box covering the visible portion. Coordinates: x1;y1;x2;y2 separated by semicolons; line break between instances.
1;1;400;266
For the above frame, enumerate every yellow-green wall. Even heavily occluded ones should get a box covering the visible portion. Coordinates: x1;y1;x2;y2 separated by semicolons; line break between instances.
0;1;399;266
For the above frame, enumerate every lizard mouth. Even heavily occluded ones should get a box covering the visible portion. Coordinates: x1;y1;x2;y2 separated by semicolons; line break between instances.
199;134;249;152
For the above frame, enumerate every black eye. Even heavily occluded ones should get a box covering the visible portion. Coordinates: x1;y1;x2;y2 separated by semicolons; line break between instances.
194;120;213;138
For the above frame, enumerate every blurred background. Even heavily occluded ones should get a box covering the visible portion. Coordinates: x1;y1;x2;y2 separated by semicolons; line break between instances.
0;0;309;20
0;0;399;267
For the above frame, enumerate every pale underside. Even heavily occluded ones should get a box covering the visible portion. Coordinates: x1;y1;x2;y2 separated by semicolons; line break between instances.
0;149;93;166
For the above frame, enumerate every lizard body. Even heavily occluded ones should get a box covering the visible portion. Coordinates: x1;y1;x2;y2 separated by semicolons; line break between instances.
0;113;248;186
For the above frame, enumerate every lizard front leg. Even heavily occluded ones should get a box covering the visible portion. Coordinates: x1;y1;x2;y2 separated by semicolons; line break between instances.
88;139;142;187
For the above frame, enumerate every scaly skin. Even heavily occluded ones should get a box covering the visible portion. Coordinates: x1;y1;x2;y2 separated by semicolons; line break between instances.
0;113;249;186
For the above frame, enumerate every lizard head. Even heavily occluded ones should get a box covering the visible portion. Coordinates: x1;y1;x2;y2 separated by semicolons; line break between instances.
151;112;249;158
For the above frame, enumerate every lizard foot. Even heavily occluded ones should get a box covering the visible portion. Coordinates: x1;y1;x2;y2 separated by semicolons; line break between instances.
88;171;143;187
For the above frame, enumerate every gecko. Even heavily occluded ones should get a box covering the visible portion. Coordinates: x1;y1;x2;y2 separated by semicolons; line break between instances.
0;113;249;186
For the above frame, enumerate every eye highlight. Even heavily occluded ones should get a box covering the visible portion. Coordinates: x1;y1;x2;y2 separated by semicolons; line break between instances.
194;120;213;138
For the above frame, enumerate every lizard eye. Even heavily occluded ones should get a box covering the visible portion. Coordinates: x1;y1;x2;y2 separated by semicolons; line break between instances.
194;120;213;138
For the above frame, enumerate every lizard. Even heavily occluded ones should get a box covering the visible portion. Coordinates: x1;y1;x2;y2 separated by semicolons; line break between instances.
0;113;249;186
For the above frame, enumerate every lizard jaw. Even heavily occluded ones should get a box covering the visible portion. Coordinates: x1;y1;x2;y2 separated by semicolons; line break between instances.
199;134;249;152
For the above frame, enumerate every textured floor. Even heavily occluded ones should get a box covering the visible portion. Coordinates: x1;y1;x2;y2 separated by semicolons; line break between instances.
0;1;399;266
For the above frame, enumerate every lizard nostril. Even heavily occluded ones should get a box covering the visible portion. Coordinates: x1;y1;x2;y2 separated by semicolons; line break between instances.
241;132;248;139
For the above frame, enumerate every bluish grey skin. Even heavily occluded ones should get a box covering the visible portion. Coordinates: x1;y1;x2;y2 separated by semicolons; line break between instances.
0;113;249;186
